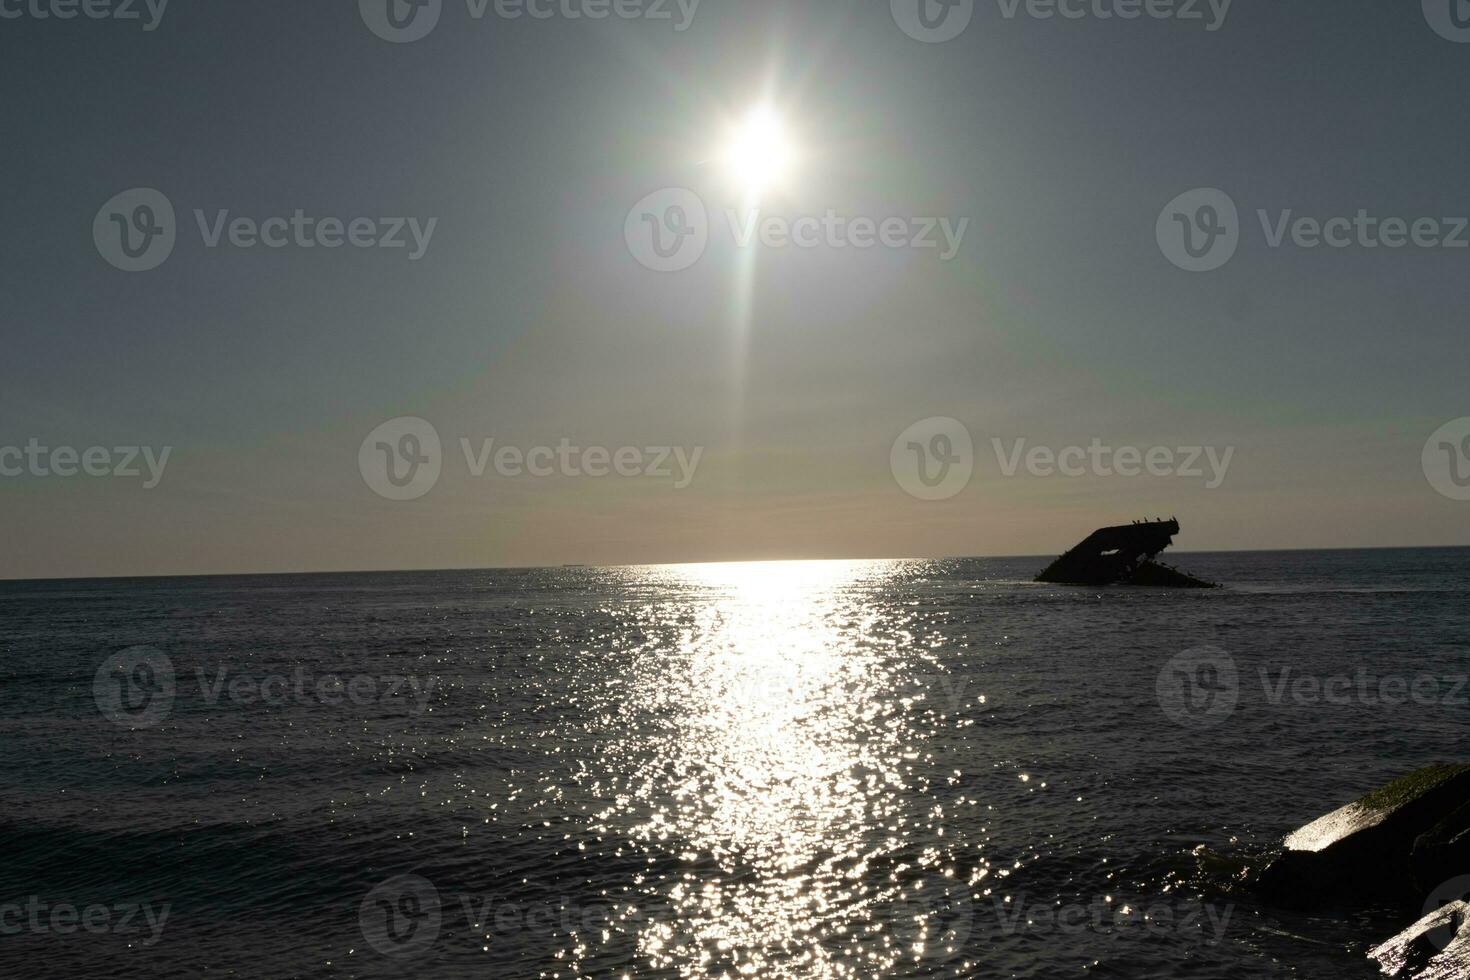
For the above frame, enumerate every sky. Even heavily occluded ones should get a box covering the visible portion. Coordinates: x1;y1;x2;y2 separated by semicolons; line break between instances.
1;0;1468;579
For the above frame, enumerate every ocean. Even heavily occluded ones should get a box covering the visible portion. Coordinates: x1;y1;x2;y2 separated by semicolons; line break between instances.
2;548;1468;979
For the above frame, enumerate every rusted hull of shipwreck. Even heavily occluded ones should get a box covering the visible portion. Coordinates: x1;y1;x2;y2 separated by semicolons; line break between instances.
1035;519;1215;588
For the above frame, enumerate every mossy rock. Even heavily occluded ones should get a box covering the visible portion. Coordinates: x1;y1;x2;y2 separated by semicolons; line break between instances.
1254;764;1470;909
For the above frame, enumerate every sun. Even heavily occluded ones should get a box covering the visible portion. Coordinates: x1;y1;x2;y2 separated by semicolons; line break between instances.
720;106;796;198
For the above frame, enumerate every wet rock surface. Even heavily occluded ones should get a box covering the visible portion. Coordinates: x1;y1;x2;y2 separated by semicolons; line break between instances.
1412;798;1470;897
1369;900;1470;980
1254;764;1470;908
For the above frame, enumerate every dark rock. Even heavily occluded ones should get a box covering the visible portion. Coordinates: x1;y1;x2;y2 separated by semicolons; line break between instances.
1413;799;1470;896
1368;900;1470;979
1254;764;1470;908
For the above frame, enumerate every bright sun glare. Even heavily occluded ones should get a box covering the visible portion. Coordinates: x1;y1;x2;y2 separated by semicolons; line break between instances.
721;106;795;197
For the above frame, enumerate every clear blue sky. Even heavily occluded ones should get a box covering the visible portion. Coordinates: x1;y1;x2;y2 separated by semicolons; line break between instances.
1;0;1467;577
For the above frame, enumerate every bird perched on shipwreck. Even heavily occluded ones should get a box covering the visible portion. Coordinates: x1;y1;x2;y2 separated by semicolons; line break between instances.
1035;518;1216;588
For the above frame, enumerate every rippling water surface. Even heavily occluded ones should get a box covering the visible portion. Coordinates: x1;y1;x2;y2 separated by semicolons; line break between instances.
2;549;1469;978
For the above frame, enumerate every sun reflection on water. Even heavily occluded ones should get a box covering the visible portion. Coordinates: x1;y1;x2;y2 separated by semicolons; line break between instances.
597;560;975;978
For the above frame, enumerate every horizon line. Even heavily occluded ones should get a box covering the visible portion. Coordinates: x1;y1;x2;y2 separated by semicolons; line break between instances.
3;542;1468;586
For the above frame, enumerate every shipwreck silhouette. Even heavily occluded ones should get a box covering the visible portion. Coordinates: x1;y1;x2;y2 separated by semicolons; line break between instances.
1035;518;1216;588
